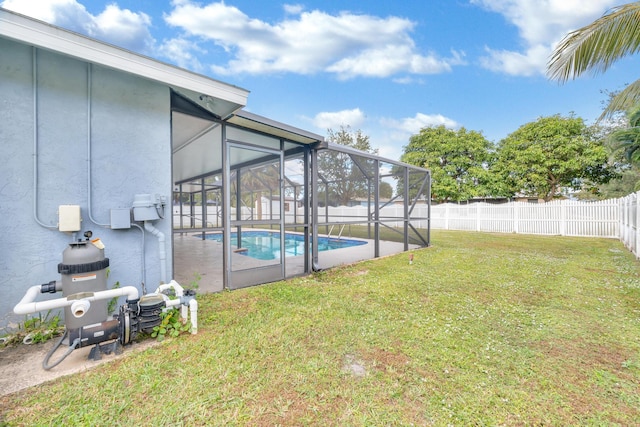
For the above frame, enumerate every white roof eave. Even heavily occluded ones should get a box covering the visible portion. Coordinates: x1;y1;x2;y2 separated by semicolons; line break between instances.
0;7;249;110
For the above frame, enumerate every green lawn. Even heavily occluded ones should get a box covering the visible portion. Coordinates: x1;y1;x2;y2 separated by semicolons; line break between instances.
2;230;640;425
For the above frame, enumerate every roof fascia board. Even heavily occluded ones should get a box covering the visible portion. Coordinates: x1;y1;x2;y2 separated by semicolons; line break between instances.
0;8;249;106
230;110;324;143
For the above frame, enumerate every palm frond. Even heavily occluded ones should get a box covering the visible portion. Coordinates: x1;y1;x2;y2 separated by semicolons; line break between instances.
547;2;640;82
627;104;640;126
600;79;640;119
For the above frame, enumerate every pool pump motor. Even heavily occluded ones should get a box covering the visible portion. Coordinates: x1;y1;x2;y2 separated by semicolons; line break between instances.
14;232;198;370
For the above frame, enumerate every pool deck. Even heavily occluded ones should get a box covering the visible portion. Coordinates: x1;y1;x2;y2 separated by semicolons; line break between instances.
172;232;419;294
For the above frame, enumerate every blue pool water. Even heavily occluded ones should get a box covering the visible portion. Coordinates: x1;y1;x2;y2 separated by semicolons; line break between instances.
199;231;366;260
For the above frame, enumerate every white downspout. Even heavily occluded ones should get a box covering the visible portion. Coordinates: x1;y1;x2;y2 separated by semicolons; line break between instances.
144;221;167;284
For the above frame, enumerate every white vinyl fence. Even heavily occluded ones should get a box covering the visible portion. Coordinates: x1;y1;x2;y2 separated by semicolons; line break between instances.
431;192;640;259
431;199;619;238
619;192;640;258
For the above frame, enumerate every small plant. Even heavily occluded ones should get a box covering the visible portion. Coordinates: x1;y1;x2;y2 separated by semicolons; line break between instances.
188;272;201;291
107;281;121;315
9;310;64;345
150;308;191;342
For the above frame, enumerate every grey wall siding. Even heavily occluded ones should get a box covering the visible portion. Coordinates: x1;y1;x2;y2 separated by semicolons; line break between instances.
0;37;173;329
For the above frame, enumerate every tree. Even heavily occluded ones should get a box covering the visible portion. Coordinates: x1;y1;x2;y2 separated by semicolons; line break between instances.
609;106;640;163
318;126;377;206
583;105;640;198
379;181;393;199
574;90;638;199
584;166;640;198
547;2;640;117
400;125;494;203
491;114;615;201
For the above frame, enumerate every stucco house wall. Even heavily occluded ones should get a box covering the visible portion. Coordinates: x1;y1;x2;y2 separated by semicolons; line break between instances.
0;36;172;329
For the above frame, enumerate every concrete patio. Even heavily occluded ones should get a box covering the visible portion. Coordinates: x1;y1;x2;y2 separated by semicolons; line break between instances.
172;232;417;293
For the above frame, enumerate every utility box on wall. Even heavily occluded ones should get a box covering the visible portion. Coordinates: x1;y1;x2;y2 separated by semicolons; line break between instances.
110;208;131;230
58;205;81;232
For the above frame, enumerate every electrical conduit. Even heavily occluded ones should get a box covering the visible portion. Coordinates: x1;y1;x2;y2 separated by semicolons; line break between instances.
32;47;56;230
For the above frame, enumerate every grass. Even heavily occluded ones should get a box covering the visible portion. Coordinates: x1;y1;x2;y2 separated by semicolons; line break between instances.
2;230;640;425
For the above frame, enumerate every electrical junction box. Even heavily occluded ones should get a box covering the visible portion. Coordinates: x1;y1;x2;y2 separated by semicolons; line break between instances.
110;208;131;229
58;205;81;232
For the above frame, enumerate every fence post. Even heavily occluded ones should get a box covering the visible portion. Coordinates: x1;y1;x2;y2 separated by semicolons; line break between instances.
618;197;624;245
513;202;519;234
476;203;481;232
560;201;567;236
623;196;629;250
636;192;640;258
445;204;449;230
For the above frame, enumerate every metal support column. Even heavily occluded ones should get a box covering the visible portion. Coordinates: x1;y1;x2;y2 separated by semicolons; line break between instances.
311;148;320;271
221;123;230;290
374;159;380;258
403;167;409;251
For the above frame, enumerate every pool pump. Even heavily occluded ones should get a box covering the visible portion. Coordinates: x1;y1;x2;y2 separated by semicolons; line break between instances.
14;232;198;370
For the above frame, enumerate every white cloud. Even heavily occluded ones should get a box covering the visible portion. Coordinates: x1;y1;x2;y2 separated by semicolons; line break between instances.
382;113;459;134
158;37;205;72
479;43;550;76
470;0;619;76
393;76;423;85
164;1;463;79
93;5;154;53
375;113;460;161
283;4;304;15
0;0;155;54
304;110;459;161
312;108;366;130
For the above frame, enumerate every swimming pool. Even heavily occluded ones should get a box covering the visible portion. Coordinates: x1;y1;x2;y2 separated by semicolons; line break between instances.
199;231;367;260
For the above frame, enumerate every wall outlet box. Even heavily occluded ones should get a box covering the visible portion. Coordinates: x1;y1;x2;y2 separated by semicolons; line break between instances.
58;205;81;232
110;208;132;229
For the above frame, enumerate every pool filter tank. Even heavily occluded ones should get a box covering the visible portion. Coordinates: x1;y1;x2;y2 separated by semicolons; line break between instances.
57;237;110;329
14;231;198;370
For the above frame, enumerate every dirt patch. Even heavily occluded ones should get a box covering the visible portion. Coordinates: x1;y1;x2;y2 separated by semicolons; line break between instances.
0;338;158;397
532;338;640;422
361;345;411;373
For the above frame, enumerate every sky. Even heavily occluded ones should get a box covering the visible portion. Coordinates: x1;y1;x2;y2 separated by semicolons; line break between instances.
2;0;639;162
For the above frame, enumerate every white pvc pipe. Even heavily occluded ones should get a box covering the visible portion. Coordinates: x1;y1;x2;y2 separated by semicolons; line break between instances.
189;299;198;334
156;280;183;297
157;280;187;319
14;286;139;316
164;297;181;308
153;280;197;334
144;221;167;284
159;294;197;334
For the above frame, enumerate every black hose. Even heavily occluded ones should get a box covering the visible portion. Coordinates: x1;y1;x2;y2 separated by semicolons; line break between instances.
42;329;80;370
